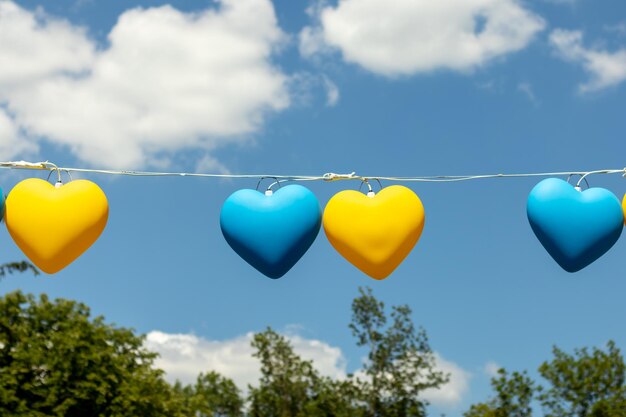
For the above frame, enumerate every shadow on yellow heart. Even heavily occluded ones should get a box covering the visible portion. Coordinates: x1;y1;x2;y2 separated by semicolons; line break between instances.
323;185;425;280
5;178;109;274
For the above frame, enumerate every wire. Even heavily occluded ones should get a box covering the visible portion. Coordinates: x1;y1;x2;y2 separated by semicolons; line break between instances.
0;160;625;186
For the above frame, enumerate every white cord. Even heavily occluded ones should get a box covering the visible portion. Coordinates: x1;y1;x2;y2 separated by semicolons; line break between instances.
0;160;624;186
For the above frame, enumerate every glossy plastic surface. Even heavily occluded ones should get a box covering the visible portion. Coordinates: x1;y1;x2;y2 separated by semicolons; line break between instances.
527;178;623;272
5;178;109;274
323;185;425;280
220;185;322;279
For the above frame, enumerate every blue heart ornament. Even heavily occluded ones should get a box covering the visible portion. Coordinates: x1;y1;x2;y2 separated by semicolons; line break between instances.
527;178;623;272
220;185;322;279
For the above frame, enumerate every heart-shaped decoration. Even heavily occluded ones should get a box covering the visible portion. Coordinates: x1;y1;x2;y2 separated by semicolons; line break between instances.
527;178;623;272
5;178;109;274
220;184;321;279
0;187;4;221
623;194;626;226
323;185;425;280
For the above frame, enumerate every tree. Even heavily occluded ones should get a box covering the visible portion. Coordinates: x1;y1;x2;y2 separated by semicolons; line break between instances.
247;288;447;417
0;290;182;417
588;396;626;417
464;341;626;417
174;372;244;417
0;260;39;279
0;285;447;416
349;287;449;417
248;327;323;417
464;369;536;417
247;327;364;417
538;341;626;417
304;376;367;417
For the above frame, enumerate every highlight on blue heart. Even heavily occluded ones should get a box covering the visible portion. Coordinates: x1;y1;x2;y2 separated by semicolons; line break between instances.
527;178;623;273
220;184;322;279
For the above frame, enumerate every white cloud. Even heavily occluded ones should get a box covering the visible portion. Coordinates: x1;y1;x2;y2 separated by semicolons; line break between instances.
476;79;501;92
195;154;231;174
0;2;94;88
287;334;347;379
146;331;259;388
484;360;502;377
0;0;289;168
300;0;545;77
0;108;37;160
146;330;469;408
145;330;347;388
287;72;340;108
423;353;471;408
518;82;539;104
299;26;329;59
550;29;626;92
604;22;626;36
322;75;340;106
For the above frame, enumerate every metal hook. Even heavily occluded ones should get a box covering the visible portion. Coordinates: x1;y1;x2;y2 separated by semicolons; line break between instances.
62;169;73;182
256;177;282;195
267;180;285;191
46;166;63;187
43;165;74;188
256;177;279;191
567;173;590;191
358;178;382;196
358;179;373;194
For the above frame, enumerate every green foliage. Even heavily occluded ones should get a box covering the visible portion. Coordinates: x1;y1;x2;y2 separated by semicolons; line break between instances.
0;286;447;416
0;291;181;417
465;341;626;417
589;396;626;417
538;341;626;417
5;281;626;417
247;287;446;417
464;369;535;417
350;287;449;417
0;260;39;278
0;290;248;417
465;403;500;417
248;327;317;416
247;328;361;417
303;376;367;417
174;372;244;417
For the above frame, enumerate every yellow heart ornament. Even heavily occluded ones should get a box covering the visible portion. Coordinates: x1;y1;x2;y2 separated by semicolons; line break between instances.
323;185;425;280
5;178;109;274
623;194;626;226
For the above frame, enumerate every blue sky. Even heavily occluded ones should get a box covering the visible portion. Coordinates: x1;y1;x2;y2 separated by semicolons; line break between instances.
1;0;626;414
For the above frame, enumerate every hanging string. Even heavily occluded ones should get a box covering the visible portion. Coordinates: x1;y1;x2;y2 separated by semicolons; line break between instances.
0;160;624;185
